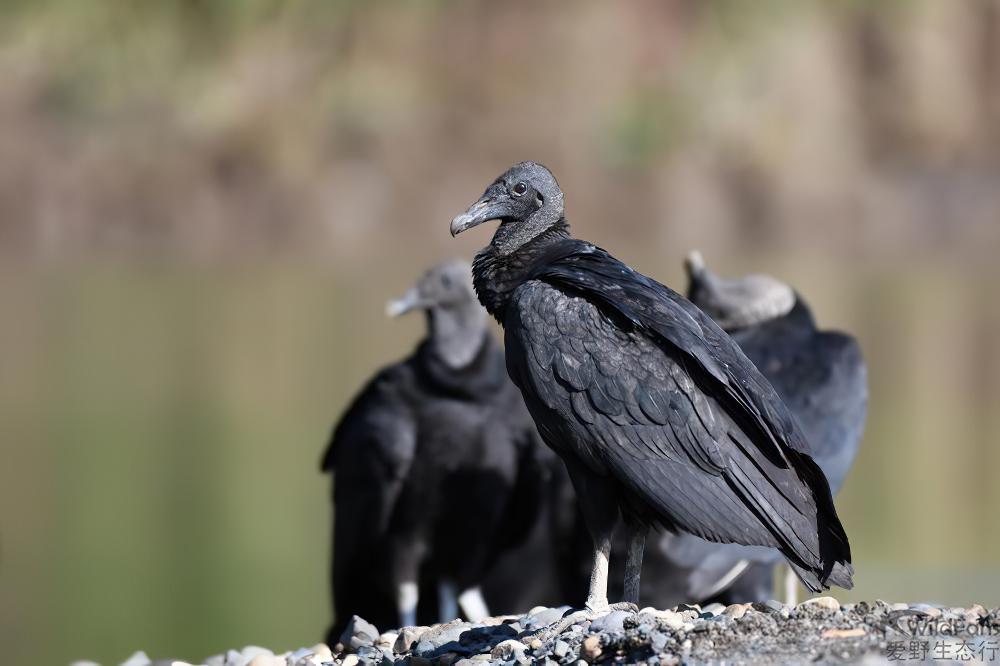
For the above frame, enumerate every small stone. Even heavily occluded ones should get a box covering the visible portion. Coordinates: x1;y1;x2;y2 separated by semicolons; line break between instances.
225;649;245;665
246;657;283;666
420;622;466;649
650;632;668;652
590;609;631;633
890;603;909;611
525;606;571;629
580;635;601;661
376;631;398;649
241;646;273;661
800;596;840;611
553;640;570;658
723;604;749;620
701;603;725;616
490;639;527;661
340;616;379;652
529;638;543;650
394;626;423;653
414;640;435;656
970;604;987;616
121;651;152;666
752;600;784;614
822;628;866;639
292;655;326;666
341;656;359;666
640;609;684;630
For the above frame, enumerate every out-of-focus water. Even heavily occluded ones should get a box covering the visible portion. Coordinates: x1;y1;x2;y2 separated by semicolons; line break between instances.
1;257;998;665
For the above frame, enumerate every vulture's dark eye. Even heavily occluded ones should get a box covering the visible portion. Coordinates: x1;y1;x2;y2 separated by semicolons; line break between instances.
512;182;528;197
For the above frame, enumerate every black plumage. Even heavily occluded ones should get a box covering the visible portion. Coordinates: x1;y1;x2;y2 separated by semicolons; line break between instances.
685;252;867;497
450;162;854;611
636;252;868;605
321;260;545;641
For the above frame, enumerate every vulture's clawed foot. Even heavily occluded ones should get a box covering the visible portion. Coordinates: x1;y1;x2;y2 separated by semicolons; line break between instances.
536;603;637;641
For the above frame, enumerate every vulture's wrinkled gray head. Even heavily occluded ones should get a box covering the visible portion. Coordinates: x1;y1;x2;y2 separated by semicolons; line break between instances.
450;161;565;255
386;259;478;318
387;259;487;368
684;250;796;330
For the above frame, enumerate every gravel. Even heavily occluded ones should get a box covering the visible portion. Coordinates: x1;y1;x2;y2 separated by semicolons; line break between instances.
80;600;1000;666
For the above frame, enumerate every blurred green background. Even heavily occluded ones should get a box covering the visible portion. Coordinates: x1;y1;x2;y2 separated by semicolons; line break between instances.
1;1;1000;664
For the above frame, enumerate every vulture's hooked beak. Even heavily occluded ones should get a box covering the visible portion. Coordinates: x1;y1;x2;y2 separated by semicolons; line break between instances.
385;287;426;318
450;196;510;237
684;250;706;280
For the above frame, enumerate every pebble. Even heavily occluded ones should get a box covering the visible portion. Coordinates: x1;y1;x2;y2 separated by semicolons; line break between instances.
341;656;359;666
701;603;725;616
723;604;749;620
490;639;526;662
589;609;631;633
913;604;942;618
800;596;839;611
121;652;152;666
340;615;379;651
580;635;601;661
753;600;785;614
393;626;423;653
821;628;866;639
553;640;570;658
524;606;570;629
246;656;283;666
640;608;684;630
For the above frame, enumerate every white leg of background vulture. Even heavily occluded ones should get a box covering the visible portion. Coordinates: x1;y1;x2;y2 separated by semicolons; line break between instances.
398;581;418;628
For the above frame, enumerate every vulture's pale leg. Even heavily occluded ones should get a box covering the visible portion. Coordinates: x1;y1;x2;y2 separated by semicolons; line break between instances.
623;524;647;606
458;586;490;622
783;566;799;606
584;536;612;613
438;580;459;623
397;581;418;628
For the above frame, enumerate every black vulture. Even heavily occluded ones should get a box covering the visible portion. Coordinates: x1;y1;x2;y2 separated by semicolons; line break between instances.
642;251;868;605
320;260;546;641
684;252;868;496
449;162;853;615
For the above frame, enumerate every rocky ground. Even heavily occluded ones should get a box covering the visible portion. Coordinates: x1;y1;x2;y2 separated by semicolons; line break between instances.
80;599;1000;665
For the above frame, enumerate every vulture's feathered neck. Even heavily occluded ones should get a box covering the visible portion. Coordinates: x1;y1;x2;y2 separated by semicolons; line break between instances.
414;329;505;399
472;219;571;322
732;297;816;340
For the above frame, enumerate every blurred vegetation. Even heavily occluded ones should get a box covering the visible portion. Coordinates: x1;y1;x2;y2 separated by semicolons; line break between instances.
1;1;999;664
